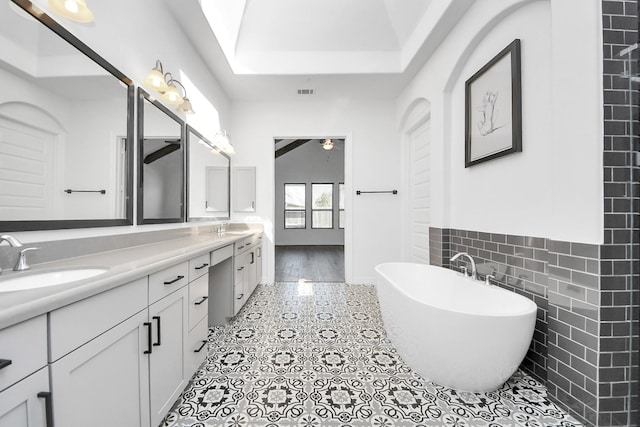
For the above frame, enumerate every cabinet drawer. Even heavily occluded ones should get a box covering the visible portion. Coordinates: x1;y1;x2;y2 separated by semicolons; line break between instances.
235;236;256;255
186;315;208;376
149;261;189;304
249;233;262;247
211;245;233;266
188;254;210;282
0;315;47;392
188;274;209;331
50;277;148;362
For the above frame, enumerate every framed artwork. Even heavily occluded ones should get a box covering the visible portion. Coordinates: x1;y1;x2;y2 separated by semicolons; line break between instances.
465;39;522;167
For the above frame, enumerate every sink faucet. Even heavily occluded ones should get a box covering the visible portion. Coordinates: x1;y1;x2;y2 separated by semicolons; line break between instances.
0;235;23;248
450;252;478;280
0;235;24;274
14;247;39;271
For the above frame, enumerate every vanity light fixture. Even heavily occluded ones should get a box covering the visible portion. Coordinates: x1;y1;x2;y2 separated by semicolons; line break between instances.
176;96;195;115
143;60;169;93
161;75;184;106
48;0;94;23
322;138;335;150
144;61;195;114
213;130;235;155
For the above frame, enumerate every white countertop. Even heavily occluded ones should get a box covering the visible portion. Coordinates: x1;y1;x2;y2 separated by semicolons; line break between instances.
0;230;257;330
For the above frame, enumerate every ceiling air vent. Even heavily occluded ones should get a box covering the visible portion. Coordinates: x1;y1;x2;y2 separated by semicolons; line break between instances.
297;89;314;95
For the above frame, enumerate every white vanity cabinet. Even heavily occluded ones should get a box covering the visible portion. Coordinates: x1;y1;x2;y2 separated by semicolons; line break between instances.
148;285;188;426
49;277;150;427
46;253;208;427
184;253;211;388
0;315;49;427
50;309;151;427
232;234;263;315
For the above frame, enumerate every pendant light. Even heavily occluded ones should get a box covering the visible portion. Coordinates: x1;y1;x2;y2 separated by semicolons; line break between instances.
48;0;94;23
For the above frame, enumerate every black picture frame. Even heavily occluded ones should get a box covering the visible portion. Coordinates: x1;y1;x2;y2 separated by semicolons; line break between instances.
465;39;522;167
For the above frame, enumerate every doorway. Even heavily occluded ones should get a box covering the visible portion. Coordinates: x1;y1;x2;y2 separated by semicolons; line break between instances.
274;137;345;282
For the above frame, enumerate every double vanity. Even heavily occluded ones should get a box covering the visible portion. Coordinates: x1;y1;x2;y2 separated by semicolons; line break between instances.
0;227;263;427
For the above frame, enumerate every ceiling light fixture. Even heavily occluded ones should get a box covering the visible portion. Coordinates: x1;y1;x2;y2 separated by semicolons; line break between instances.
322;138;334;151
48;0;94;23
213;130;235;155
143;61;195;114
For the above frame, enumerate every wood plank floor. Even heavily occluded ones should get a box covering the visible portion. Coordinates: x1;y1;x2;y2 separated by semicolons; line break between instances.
275;245;344;282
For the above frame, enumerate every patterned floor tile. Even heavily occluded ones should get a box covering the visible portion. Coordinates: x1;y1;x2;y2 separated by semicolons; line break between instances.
162;282;583;427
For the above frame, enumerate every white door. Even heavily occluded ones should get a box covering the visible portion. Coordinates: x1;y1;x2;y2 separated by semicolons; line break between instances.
0;368;48;427
148;287;188;427
0;117;58;220
408;119;431;263
50;310;151;427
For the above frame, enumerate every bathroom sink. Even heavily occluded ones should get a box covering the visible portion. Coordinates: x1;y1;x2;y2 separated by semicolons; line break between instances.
0;268;108;293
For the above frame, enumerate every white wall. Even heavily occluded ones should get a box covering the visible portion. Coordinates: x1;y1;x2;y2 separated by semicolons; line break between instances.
275;139;344;246
231;98;402;284
397;0;603;244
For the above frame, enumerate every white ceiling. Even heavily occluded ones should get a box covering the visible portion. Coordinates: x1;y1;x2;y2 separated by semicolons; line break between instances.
169;0;473;100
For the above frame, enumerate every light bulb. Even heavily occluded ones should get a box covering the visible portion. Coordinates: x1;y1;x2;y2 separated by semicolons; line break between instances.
64;0;78;13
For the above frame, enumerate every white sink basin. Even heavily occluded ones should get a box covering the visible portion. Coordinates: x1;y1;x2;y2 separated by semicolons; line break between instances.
0;268;108;293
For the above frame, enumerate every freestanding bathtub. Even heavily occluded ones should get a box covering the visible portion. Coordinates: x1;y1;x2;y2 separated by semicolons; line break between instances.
375;262;537;393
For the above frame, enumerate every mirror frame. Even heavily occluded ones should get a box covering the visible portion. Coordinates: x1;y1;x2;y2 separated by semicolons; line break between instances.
186;124;231;221
137;88;186;225
0;0;135;232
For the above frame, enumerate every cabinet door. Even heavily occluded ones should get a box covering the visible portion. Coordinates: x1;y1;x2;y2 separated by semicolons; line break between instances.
247;249;258;296
149;286;188;427
0;368;48;427
51;310;150;427
256;244;263;286
233;167;256;212
233;254;247;316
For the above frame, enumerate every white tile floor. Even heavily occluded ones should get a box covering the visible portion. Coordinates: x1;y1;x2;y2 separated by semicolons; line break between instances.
162;283;583;427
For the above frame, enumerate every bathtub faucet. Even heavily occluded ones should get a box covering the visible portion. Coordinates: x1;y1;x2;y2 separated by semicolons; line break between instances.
450;252;478;280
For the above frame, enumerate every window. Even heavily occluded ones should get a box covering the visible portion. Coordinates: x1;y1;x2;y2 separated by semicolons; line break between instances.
312;183;333;228
284;183;305;228
339;183;344;229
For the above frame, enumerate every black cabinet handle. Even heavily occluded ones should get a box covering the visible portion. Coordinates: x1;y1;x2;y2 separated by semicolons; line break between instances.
0;359;12;370
237;266;244;271
153;316;161;346
164;275;184;285
237;245;244;250
195;263;209;270
144;322;152;354
194;340;207;353
37;391;54;427
237;293;244;300
195;296;208;305
250;252;255;264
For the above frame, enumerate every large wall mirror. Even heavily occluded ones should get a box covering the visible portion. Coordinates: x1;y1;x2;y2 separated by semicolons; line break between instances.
0;0;134;231
137;89;185;224
187;125;230;220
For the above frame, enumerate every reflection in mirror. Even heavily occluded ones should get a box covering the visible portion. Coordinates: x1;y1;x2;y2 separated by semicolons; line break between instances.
187;125;230;220
137;89;184;224
0;0;133;231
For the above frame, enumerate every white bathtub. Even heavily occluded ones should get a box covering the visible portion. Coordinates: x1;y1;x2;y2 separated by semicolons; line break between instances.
375;262;537;393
